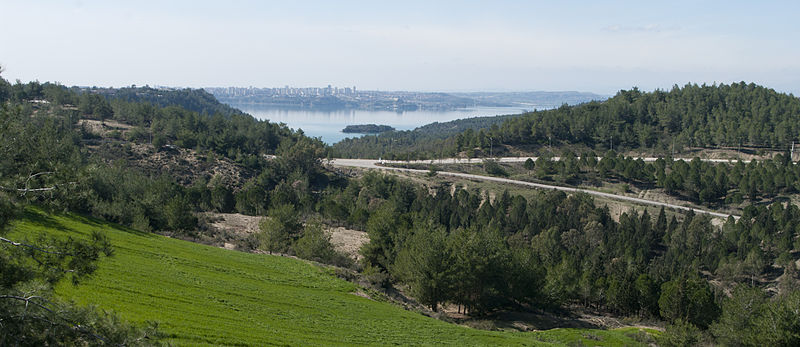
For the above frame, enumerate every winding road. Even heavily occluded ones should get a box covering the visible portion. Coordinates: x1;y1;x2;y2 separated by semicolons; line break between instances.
330;158;740;220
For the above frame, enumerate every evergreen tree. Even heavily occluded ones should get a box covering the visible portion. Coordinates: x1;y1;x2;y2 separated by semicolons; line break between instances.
394;226;453;312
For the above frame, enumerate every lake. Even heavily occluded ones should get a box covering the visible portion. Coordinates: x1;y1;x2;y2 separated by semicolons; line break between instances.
230;104;535;144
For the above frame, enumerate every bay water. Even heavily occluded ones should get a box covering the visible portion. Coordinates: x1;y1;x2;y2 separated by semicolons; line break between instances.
230;104;534;144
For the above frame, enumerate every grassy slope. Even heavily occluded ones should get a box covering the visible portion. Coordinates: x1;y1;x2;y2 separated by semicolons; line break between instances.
11;210;653;346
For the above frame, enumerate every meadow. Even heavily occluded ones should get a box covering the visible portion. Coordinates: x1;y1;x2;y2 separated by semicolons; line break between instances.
11;209;655;346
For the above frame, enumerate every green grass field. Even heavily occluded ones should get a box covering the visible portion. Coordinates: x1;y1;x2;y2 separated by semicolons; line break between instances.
11;209;655;346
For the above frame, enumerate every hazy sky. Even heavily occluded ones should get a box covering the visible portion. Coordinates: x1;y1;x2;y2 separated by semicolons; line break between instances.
2;0;799;95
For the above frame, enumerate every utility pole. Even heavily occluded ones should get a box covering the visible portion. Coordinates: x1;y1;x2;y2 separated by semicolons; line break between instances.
490;136;493;158
672;138;675;158
739;140;742;161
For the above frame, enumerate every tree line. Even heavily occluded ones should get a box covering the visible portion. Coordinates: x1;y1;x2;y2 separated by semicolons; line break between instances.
333;82;800;160
516;150;800;206
310;171;799;344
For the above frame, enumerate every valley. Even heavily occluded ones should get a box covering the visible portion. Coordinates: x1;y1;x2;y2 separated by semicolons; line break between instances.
11;209;653;346
2;78;799;346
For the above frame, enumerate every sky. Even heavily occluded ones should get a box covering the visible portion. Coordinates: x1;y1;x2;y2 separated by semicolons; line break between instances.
1;0;799;95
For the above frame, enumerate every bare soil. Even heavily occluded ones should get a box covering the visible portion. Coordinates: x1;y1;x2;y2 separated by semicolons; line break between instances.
202;212;369;262
204;212;263;236
77;119;134;136
196;212;263;250
328;227;369;262
437;302;663;332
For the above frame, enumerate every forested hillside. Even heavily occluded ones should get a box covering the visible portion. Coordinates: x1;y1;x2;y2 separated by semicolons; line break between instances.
3;72;800;346
0;70;344;343
0;77;328;231
318;173;799;323
89;85;246;117
334;83;800;159
333;113;520;159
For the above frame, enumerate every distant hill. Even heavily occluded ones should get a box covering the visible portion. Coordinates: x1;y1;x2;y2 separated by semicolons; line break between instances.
333;82;800;160
460;82;800;153
84;86;246;117
412;113;521;137
451;91;608;108
332;112;526;158
209;87;604;111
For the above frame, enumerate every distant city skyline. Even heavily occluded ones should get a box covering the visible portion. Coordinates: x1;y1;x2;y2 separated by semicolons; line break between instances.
2;1;799;95
208;85;359;97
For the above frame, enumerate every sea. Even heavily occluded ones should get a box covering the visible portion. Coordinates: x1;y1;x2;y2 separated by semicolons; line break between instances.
229;104;537;144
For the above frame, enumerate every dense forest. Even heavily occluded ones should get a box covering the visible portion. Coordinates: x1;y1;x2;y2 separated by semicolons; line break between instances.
334;83;800;160
333;113;520;159
88;85;246;117
0;78;327;230
313;172;799;344
2;72;799;345
466;151;800;207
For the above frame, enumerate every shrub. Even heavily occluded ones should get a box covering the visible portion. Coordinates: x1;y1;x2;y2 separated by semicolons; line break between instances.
483;159;508;177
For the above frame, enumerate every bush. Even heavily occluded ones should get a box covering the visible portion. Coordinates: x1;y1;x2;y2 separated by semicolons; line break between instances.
257;217;291;255
483;159;508;177
426;165;438;177
125;126;149;142
165;195;198;232
659;277;720;328
657;319;703;347
294;221;352;268
523;158;535;170
711;286;800;346
363;264;391;289
294;222;335;262
151;134;166;149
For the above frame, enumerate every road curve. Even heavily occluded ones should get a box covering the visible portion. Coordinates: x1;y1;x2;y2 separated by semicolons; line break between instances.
377;156;752;165
329;158;739;220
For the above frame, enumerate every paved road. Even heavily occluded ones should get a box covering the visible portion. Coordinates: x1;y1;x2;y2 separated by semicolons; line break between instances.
376;156;752;165
330;158;740;220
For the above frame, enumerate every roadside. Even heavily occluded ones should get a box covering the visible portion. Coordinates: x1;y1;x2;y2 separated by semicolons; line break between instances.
329;158;739;220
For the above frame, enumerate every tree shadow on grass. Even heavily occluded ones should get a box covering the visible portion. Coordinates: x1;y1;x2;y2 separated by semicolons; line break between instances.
21;207;155;238
21;208;74;233
67;212;156;238
461;308;602;332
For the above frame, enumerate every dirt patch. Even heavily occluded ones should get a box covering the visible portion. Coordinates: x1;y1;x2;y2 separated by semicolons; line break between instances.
204;213;263;236
328;227;369;261
602;200;636;222
194;213;263;251
78;119;134;136
350;290;373;300
444;305;663;333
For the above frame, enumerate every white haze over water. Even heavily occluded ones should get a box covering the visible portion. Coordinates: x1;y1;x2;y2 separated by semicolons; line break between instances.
1;1;799;95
